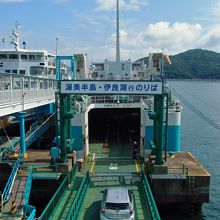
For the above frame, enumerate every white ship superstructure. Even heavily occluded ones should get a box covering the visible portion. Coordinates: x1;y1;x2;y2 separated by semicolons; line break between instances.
0;23;59;78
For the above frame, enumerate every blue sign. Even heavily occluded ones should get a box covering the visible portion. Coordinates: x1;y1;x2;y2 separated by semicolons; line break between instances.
60;81;163;95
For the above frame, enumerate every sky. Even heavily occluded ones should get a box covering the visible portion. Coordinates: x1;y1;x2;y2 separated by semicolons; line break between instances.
0;0;220;62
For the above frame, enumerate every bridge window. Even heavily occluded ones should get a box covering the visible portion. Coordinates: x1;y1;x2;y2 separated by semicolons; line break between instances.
29;55;35;60
5;70;10;73
19;70;25;75
36;55;44;60
21;54;28;60
30;66;45;76
0;54;7;59
0;62;3;67
12;70;18;74
9;54;18;59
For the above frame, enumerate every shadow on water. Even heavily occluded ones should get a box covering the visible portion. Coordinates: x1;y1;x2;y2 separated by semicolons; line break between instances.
83;200;101;220
159;203;205;220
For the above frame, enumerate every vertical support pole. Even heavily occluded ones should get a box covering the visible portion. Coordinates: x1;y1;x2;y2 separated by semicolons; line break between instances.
155;95;164;165
71;57;76;80
164;93;168;162
56;56;61;80
17;112;27;159
67;95;72;140
10;75;13;103
60;94;67;163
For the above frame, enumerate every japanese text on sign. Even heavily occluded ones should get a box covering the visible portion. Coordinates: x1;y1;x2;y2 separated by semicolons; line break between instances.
60;81;163;95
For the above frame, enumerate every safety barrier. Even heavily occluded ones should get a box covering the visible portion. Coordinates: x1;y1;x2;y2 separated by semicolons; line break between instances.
25;204;36;220
0;73;57;117
69;164;77;183
141;172;161;220
66;171;90;220
0;159;20;210
38;175;69;220
24;167;33;206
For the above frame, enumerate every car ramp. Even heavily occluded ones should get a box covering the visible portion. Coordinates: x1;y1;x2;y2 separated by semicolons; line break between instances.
67;157;161;220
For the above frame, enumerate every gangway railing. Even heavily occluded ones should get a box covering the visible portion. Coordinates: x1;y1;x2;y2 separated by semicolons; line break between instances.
66;171;90;220
0;159;20;210
0;73;57;117
141;172;161;220
24;167;33;207
24;167;37;219
2;114;54;160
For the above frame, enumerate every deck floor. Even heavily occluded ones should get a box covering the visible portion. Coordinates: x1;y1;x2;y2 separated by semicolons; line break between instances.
78;141;151;220
78;175;150;220
165;152;210;176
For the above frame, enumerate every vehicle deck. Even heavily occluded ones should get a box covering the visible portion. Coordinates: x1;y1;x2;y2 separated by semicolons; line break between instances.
77;143;152;220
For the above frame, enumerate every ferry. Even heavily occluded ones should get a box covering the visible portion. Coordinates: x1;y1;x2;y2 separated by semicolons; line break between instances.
0;0;210;219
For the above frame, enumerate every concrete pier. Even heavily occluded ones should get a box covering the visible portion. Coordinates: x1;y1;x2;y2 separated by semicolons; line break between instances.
147;152;210;213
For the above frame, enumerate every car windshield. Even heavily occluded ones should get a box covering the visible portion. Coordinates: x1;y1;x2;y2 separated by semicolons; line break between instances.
105;202;129;210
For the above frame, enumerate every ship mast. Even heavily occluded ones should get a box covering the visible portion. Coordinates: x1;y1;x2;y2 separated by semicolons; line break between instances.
11;22;21;50
116;0;120;63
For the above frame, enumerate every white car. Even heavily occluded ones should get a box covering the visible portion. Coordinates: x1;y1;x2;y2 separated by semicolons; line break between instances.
100;187;135;220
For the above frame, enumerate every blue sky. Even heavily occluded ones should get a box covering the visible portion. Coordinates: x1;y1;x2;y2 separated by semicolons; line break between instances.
0;0;220;61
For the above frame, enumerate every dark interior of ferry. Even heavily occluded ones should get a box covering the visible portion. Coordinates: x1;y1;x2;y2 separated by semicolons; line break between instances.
88;108;140;157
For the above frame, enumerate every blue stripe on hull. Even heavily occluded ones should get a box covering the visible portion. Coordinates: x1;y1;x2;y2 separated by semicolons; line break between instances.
72;126;83;150
145;125;180;152
167;126;180;152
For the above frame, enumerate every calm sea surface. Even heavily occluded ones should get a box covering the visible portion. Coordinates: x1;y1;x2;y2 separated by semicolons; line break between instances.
165;81;220;220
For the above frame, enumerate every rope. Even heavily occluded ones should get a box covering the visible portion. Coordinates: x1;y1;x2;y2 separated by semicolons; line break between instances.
169;84;220;130
0;118;13;148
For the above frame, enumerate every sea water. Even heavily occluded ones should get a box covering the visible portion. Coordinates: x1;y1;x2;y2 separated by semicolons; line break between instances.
164;80;220;220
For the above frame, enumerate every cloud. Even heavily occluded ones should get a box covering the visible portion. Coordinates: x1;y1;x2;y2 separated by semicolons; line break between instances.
198;25;220;49
0;0;28;2
50;20;220;62
96;0;148;11
140;22;202;51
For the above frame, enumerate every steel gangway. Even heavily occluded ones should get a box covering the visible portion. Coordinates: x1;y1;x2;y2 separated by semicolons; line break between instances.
0;114;54;218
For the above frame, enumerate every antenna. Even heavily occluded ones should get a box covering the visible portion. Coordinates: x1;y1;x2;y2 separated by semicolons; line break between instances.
11;22;22;50
116;0;120;63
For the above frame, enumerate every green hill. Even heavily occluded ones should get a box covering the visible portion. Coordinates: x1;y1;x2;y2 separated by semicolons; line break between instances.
141;49;220;79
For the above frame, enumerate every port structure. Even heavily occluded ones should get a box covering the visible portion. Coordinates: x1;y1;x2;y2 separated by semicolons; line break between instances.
54;72;165;219
0;56;210;219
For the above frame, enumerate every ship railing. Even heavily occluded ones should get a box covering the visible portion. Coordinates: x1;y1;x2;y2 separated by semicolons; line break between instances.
85;95;153;107
66;171;90;220
38;175;69;220
148;163;189;178
0;159;20;210
167;164;189;176
0;73;57;106
141;172;161;220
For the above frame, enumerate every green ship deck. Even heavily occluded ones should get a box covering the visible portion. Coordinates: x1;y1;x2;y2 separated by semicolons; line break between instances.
51;142;159;220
